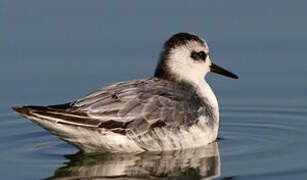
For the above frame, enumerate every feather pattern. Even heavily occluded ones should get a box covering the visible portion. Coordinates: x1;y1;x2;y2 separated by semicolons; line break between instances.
74;77;216;129
13;77;217;152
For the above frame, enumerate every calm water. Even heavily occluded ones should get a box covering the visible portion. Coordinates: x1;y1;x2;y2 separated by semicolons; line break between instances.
1;1;307;179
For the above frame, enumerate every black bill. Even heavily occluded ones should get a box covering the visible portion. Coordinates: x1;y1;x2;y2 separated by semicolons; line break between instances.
210;63;238;79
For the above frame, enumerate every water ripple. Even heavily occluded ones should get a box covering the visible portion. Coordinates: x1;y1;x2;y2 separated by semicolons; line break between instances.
218;104;307;178
1;104;307;179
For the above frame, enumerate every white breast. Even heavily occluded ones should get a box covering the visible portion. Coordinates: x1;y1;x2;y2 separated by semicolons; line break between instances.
196;79;220;140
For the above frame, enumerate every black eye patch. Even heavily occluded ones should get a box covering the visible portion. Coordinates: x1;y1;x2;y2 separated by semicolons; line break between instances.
191;51;207;61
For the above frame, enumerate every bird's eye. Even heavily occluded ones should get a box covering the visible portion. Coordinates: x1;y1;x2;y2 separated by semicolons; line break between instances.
191;51;207;61
198;51;207;60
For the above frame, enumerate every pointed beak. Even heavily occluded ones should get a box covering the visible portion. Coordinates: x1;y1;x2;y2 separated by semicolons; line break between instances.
210;63;238;79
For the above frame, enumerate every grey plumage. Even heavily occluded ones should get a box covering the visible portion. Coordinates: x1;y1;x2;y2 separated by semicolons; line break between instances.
14;77;216;151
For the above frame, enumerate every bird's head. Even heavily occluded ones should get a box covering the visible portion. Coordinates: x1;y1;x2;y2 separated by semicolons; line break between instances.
154;33;238;84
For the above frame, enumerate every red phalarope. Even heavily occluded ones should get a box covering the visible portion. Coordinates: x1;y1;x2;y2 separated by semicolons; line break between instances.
13;33;238;153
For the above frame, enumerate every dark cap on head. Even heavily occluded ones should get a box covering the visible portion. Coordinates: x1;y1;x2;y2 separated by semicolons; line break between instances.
163;33;205;50
154;33;205;81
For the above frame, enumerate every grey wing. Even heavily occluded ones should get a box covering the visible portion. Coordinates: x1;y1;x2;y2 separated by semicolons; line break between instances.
14;78;212;140
71;78;210;135
22;78;209;137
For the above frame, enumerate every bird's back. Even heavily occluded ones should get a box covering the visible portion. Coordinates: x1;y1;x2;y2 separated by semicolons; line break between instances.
13;77;218;152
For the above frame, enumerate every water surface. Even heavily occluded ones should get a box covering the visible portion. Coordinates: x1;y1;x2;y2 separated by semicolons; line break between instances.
1;1;307;179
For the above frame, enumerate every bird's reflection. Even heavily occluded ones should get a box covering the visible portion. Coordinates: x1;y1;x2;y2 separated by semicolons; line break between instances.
47;142;220;180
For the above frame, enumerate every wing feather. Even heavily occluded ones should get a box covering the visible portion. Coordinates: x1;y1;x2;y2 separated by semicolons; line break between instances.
31;78;212;136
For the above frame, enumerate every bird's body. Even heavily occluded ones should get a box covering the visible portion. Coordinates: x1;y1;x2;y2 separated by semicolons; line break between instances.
13;33;238;153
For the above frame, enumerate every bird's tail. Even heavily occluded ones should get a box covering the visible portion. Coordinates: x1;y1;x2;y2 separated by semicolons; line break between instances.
11;104;109;152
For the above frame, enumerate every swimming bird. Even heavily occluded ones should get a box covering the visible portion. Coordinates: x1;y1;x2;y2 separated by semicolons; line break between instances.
13;33;238;153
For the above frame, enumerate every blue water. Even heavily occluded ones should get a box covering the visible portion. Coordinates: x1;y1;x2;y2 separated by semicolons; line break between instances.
1;1;307;179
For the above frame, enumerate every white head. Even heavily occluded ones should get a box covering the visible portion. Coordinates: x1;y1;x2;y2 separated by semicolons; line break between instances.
154;33;238;86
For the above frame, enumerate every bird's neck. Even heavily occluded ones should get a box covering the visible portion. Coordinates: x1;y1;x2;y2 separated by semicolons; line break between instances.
196;79;218;111
154;60;218;110
196;78;220;137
